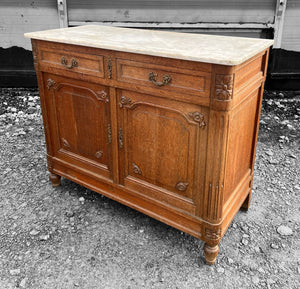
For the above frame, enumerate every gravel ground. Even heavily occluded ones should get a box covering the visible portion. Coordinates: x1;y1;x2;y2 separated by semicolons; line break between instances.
0;88;299;289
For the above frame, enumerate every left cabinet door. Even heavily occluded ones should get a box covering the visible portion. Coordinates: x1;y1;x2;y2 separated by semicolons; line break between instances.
43;73;112;181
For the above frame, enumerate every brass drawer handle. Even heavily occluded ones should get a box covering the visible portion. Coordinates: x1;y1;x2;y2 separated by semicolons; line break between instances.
61;56;78;69
148;72;172;87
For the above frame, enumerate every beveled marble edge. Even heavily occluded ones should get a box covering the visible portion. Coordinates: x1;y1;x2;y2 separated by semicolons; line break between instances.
25;25;274;66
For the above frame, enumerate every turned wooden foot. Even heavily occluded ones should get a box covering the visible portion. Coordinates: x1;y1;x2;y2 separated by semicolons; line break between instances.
241;193;251;211
204;243;219;265
49;172;61;187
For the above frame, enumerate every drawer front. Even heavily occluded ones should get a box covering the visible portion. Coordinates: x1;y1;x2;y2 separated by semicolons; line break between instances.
116;58;210;98
39;48;105;78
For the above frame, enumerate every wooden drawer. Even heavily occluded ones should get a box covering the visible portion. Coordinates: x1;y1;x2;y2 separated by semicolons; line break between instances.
39;47;105;78
116;58;210;98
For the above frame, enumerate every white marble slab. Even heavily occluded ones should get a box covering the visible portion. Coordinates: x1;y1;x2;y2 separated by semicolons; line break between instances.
25;25;273;65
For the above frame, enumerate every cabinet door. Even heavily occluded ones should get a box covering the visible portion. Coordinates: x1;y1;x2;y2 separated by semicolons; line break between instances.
117;89;208;214
44;73;112;180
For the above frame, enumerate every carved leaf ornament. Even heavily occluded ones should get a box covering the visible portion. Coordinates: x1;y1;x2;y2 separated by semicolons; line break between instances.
61;138;70;149
188;112;206;128
96;90;109;103
205;228;221;240
95;150;103;159
215;74;234;100
176;182;189;192
132;163;142;175
47;78;56;90
119;96;132;108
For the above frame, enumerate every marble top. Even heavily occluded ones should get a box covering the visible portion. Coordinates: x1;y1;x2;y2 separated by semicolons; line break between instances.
25;25;273;66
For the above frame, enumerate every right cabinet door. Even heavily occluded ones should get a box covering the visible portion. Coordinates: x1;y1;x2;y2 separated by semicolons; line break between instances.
117;89;208;215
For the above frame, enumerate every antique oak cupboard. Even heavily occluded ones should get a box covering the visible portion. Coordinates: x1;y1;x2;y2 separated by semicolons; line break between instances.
25;26;273;265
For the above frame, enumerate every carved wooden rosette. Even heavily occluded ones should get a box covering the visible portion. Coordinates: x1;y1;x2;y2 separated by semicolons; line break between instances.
119;96;132;108
95;150;103;159
205;227;221;241
188;112;206;128
132;163;142;175
215;74;234;100
96;90;109;103
61;138;71;149
175;182;189;192
47;78;56;90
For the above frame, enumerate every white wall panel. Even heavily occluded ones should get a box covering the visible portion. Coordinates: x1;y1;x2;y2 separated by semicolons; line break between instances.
281;0;300;52
0;0;59;50
68;0;276;24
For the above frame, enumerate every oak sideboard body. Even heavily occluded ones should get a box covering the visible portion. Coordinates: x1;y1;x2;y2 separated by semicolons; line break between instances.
25;26;273;265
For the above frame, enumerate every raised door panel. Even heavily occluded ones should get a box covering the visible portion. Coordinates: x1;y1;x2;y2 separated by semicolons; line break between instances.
44;73;112;180
117;89;208;214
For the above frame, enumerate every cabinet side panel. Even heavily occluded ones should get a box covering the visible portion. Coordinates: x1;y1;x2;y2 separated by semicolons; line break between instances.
223;87;260;205
222;49;269;213
32;40;55;172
